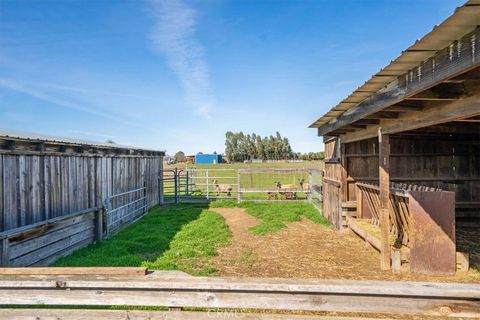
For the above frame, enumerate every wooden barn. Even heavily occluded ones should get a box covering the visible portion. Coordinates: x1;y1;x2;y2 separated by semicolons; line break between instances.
310;1;480;275
0;129;164;266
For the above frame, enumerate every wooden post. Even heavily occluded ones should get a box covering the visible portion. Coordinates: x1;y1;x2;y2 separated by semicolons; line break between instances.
339;142;348;229
378;128;391;270
355;184;363;219
0;238;9;267
95;209;104;241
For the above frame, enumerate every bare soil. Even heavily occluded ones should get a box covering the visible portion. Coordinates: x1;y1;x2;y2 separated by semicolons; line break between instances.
211;208;480;283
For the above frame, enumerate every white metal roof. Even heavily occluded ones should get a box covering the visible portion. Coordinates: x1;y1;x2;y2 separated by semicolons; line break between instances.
310;0;480;128
0;128;165;154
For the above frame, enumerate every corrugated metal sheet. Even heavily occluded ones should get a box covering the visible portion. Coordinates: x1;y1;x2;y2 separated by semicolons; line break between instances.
310;1;480;128
0;128;164;153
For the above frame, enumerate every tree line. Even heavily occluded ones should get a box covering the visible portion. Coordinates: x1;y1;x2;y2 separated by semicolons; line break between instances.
224;131;323;162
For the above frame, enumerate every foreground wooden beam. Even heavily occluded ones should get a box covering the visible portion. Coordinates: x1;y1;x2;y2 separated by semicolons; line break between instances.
0;309;393;320
0;272;478;317
0;267;147;276
378;129;391;271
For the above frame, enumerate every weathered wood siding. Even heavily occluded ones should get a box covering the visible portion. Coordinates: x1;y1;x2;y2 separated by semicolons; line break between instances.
344;137;479;221
323;138;343;228
0;155;162;232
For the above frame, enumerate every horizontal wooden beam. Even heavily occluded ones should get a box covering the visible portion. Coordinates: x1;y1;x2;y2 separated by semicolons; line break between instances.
0;267;147;276
0;272;478;317
0;309;393;320
341;91;480;143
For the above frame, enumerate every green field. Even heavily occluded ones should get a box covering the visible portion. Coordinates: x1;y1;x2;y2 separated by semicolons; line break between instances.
53;201;326;275
163;161;324;201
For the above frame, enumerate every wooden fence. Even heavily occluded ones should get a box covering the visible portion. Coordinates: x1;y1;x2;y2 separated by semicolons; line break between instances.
0;155;162;232
0;270;478;318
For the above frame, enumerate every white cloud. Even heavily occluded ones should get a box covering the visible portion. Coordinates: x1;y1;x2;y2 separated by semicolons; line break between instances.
148;0;214;118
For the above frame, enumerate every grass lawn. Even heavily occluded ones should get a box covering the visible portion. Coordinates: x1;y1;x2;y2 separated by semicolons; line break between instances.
54;201;328;274
54;204;231;276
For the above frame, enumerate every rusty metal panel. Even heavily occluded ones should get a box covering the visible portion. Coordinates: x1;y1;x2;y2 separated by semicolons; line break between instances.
409;191;456;276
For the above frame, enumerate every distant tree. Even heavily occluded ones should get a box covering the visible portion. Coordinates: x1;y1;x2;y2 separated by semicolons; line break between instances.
174;151;186;163
105;139;116;144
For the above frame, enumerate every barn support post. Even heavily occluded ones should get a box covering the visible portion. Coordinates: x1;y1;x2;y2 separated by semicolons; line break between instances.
339;141;348;229
378;128;391;270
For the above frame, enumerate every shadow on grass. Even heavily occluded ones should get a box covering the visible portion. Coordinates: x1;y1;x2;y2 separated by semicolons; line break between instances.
53;203;209;268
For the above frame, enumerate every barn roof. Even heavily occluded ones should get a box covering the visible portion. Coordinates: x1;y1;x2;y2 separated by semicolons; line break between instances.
310;0;480;130
0;128;165;156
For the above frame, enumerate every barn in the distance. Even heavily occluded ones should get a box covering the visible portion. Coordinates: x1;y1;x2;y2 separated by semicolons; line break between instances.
310;1;479;276
195;153;223;164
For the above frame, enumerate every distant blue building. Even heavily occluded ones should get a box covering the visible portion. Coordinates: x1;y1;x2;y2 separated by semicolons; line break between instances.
195;153;223;164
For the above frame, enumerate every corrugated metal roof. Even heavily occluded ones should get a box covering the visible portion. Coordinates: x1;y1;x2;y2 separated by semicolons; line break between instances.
0;128;165;154
310;0;480;128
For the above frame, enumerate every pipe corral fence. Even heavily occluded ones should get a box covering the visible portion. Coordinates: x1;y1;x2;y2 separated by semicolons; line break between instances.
161;167;323;206
0;130;164;267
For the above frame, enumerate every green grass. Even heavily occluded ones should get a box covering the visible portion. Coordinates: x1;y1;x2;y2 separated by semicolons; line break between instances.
53;201;330;274
211;200;331;235
54;204;230;275
240;202;331;235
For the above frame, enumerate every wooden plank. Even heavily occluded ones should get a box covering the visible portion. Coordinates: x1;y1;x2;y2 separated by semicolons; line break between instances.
0;309;390;320
347;218;381;250
0;274;478;317
378;129;390;270
0;267;147;276
9;217;94;259
9;227;94;266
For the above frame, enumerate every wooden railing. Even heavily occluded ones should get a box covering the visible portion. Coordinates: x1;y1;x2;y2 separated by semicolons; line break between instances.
356;182;413;247
0;270;478;318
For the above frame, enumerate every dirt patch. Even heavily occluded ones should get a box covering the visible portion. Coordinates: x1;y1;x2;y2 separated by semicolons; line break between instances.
212;208;480;282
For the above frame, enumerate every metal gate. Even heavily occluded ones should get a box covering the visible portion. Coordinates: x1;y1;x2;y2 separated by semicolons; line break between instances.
160;168;323;204
104;187;147;235
160;168;238;203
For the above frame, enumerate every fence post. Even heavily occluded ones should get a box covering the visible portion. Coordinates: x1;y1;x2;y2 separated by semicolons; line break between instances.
307;171;313;202
0;238;9;267
186;171;189;196
103;198;110;238
143;182;147;215
355;184;363;219
237;170;241;203
174;168;178;204
95;208;104;241
159;171;164;205
206;170;209;200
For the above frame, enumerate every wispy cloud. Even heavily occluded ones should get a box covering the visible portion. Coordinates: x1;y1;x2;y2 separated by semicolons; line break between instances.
148;0;214;118
0;78;122;122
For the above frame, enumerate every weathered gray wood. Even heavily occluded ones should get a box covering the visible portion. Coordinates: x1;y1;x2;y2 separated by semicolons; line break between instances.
0;267;147;276
0;273;478;317
0;309;382;320
9;217;94;259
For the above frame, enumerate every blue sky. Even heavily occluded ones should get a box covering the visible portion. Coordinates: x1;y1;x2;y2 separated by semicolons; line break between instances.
0;0;462;155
